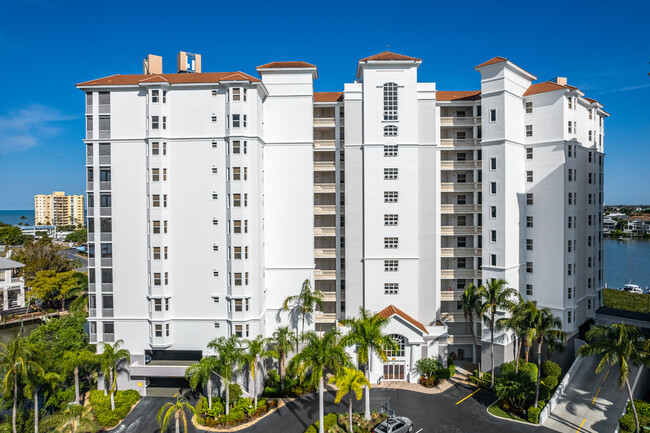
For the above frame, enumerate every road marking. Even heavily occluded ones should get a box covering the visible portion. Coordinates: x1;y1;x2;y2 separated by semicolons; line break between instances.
603;370;610;382
591;386;601;406
456;388;480;404
576;418;586;432
415;429;423;433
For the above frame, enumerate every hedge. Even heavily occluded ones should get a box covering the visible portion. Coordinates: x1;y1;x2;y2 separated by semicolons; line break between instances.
89;390;141;428
305;413;338;433
527;407;541;423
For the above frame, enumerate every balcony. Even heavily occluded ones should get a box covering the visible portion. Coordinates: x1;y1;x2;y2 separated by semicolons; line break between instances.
314;183;336;193
314;269;336;280
314;205;337;215
315;312;337;323
440;248;482;257
441;204;482;214
440;116;481;127
313;118;336;127
315;248;336;258
102;308;114;317
322;292;337;302
314;227;336;236
447;335;476;345
314;161;336;171
441;269;482;279
440;312;466;322
440;182;481;192
440;226;482;235
440;161;480;170
440;139;481;148
440;291;464;301
314;139;336;150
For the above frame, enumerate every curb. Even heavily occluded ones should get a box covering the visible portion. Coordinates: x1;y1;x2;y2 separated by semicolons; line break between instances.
192;398;292;432
485;398;541;427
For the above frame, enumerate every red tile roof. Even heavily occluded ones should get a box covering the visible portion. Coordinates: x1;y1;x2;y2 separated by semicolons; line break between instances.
257;61;316;69
625;214;650;222
523;81;568;96
437;90;481;101
475;56;508;68
76;72;260;87
314;92;343;102
359;51;421;62
377;305;428;335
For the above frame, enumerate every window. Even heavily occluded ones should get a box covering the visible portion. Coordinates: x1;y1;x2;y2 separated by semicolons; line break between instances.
568;169;573;182
526;171;533;182
490;206;497;218
526;239;533;250
567;121;572;134
457;195;466;205
212;141;218;148
589;109;593;119
233;194;241;207
232;88;241;101
568;264;572;275
98;115;110;137
490;254;497;266
525;101;533;113
152;169;160;182
588;173;593;184
383;82;398;120
384;191;398;203
526;262;533;273
457;258;467;269
234;299;242;312
87;168;94;182
384;144;398;157
100;217;111;233
490;182;497;194
384;125;398;137
588;130;593;141
243;115;247;127
384;168;398;180
233;220;242;233
456;153;466;161
457;174;467;183
567;288;572;299
526;148;533;160
162;116;167;129
244;194;248;206
490;158;497;170
384;237;398;249
153;247;161;260
212;193;218;200
101;269;113;283
154;298;162;312
234;246;242;260
567;311;572;323
163;91;167;103
588;152;593;163
101;243;112;258
152;194;160;208
233;141;241;154
526;284;533;296
525;125;533;137
212;116;217;123
151;90;160;103
384;260;399;272
490;230;497;242
384;214;398;226
233;114;240;128
153;273;161;286
234;325;243;337
100;194;111;208
489;109;497;122
588;215;593;226
152;221;160;234
568;193;573;205
587;299;592;310
457;237;467;247
244;141;248;154
88;244;95;258
456;131;466;140
152;116;159;129
152;142;160;155
384;283;399;295
568;240;572;252
457;216;467;226
212;90;217;96
568;97;573;109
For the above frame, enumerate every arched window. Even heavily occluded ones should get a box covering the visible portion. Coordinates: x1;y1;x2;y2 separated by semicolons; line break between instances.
384;125;398;137
385;334;406;358
383;82;398;121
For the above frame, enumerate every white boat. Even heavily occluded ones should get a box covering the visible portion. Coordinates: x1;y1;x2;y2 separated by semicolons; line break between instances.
620;283;644;294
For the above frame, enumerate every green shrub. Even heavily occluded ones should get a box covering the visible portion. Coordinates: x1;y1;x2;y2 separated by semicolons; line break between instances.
603;288;650;314
306;426;317;433
419;375;439;387
229;383;243;403
538;384;552;403
309;413;338;432
89;390;141;428
206;400;225;418
630;399;650;417
619;413;636;432
543;375;559;390
415;357;443;377
265;369;280;389
541;360;562;379
527;406;541;423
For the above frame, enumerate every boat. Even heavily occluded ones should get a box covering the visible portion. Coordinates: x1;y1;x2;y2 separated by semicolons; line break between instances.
620;283;644;294
618;236;624;241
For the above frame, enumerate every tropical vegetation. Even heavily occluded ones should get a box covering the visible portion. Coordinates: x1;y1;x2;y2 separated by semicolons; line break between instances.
328;367;371;432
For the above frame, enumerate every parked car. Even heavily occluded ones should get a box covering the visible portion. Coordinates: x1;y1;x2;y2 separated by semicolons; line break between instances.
373;417;413;433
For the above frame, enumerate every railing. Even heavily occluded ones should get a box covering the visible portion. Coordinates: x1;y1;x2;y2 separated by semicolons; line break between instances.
314;227;336;236
101;283;113;292
313;118;336;127
440;291;464;301
440;161;479;170
86;156;93;165
89;333;97;343
440;116;481;126
314;139;336;149
441;269;482;279
314;161;335;171
98;130;110;139
440;138;481;148
314;205;336;215
441;248;482;257
314;183;336;193
86;104;93;114
322;292;337;302
315;312;337;323
314;248;336;258
440;182;481;192
440;312;466;322
447;335;476;344
314;269;336;279
440;226;481;235
440;204;482;213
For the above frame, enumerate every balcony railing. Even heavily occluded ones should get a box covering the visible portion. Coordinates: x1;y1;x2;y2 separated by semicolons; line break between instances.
440;161;480;170
314;139;336;149
441;269;482;279
315;248;337;258
314;269;336;280
440;138;481;148
440;182;481;192
440;226;482;235
89;333;97;343
322;292;337;302
313;118;336;127
314;183;336;193
440;204;482;214
314;161;336;171
447;335;476;344
314;205;336;215
99;181;111;191
441;248;482;257
440;312;466;322
440;116;481;126
314;312;337;323
314;227;336;236
440;291;464;301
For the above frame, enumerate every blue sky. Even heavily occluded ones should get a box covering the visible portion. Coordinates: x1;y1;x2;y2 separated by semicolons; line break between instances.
0;0;648;209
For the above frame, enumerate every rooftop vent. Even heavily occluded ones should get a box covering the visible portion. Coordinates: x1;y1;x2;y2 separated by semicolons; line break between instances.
143;54;163;74
177;51;201;73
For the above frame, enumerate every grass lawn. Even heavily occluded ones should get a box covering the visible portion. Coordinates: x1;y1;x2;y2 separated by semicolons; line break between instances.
603;288;650;314
488;401;527;422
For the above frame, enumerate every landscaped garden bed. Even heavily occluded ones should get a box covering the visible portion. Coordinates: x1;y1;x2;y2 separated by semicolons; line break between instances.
304;411;387;433
88;389;141;429
619;399;650;432
416;357;456;387
262;369;316;397
194;384;280;429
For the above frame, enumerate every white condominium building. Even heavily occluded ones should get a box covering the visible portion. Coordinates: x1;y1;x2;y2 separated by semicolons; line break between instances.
77;51;606;392
34;191;85;226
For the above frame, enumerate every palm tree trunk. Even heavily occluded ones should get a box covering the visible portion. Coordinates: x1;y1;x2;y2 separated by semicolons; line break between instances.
208;376;212;410
74;366;80;404
625;378;640;433
364;349;371;420
13;371;17;433
525;343;530;362
226;381;230;415
280;354;285;391
515;337;521;374
349;394;353;433
253;365;258;409
318;375;324;433
490;316;495;388
34;391;38;433
534;341;542;407
109;369;115;411
175;412;180;433
469;319;480;378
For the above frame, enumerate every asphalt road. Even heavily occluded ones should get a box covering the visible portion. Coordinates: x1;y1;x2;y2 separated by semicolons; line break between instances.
109;381;554;433
59;248;87;272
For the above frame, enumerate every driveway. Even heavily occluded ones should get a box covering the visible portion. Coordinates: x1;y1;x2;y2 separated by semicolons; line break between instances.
544;355;640;433
109;381;554;433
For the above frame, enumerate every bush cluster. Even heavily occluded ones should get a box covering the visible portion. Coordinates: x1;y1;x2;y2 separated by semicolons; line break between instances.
415;357;455;387
88;390;140;428
527;406;541;423
305;413;338;433
262;369;316;397
196;394;278;428
619;399;650;433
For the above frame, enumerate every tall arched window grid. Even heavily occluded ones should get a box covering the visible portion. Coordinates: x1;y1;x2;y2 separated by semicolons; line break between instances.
383;82;398;120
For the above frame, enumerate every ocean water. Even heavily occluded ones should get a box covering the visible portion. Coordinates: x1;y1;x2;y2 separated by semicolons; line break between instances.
603;237;650;291
0;210;34;226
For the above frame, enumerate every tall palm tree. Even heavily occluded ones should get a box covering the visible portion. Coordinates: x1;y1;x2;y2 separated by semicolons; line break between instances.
461;283;483;376
24;365;60;433
526;302;566;407
157;394;194;433
207;335;244;415
241;336;275;409
98;340;131;411
340;307;397;420
0;338;41;433
185;356;219;409
496;295;533;374
62;349;97;404
479;278;517;388
43;403;98;433
289;329;351;433
269;326;296;390
282;279;324;341
578;324;650;433
328;367;370;433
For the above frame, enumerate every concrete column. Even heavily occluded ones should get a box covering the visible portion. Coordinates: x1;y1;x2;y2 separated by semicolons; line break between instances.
3;287;8;311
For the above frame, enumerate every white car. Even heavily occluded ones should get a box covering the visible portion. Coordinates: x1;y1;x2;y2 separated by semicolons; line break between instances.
373;417;413;433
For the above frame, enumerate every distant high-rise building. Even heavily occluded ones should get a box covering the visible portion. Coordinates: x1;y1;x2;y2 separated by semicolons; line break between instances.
34;191;85;226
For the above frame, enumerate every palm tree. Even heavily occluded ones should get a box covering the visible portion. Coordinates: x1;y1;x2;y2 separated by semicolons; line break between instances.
496;295;532;375
241;336;275;409
157;394;194;433
578;324;650;433
24;365;60;433
526;302;566;407
282;279;324;341
207;335;244;415
185;356;219;409
98;340;131;411
62;349;97;404
289;329;351;433
328;367;370;433
340;307;397;420
43;403;98;433
0;338;42;433
461;283;483;376
479;278;517;388
269;326;297;390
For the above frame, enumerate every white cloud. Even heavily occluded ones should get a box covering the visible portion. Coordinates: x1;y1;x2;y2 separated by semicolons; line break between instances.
0;105;75;153
591;83;650;95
